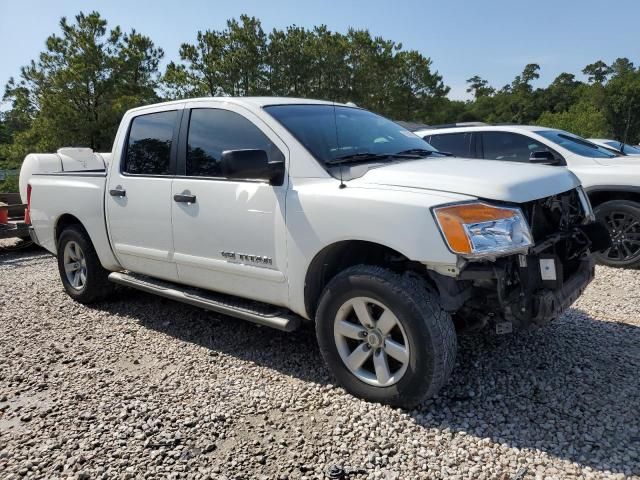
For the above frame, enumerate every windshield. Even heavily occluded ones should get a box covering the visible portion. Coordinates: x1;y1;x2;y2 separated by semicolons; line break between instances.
264;104;439;166
535;130;617;158
604;140;640;155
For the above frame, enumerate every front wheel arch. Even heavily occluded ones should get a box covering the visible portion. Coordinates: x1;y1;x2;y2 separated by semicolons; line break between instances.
303;240;418;320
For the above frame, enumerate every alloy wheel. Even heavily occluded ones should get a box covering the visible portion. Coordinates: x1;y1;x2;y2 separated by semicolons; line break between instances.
63;240;87;290
602;211;640;262
333;297;410;387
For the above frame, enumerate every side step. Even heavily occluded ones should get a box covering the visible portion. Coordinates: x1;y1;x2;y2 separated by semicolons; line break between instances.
108;272;301;332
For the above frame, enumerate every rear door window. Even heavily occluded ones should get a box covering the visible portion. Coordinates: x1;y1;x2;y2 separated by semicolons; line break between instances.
426;133;473;157
124;111;178;175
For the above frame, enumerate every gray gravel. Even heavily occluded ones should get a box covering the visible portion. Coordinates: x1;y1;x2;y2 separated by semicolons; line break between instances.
0;241;639;479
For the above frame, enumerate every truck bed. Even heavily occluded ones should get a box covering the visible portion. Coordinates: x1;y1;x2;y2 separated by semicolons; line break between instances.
28;170;121;270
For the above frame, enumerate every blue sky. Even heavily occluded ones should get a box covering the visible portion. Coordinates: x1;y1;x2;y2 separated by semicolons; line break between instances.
1;0;639;102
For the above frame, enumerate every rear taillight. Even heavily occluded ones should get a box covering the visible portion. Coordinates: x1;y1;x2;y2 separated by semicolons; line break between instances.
25;184;32;225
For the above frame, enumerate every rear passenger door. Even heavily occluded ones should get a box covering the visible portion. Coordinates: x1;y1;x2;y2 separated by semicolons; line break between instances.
170;102;289;306
426;132;475;158
106;106;182;282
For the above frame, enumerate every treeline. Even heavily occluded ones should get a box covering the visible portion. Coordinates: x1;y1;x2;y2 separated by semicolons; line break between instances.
1;11;640;191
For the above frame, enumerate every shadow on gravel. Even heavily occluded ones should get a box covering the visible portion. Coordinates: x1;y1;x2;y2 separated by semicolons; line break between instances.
0;242;48;267
96;290;639;476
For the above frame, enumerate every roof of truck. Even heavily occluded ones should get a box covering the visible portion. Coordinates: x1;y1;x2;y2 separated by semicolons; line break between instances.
128;96;347;114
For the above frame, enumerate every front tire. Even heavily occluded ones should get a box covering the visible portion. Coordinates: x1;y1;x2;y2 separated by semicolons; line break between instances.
315;265;457;408
57;225;114;303
593;200;640;268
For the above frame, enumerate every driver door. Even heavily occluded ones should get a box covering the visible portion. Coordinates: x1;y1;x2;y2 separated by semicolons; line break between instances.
170;102;290;306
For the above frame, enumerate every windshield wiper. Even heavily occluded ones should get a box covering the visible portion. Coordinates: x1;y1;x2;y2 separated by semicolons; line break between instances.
394;148;451;157
326;153;393;165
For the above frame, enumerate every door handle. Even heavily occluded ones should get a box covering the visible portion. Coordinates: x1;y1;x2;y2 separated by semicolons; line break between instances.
174;193;196;203
109;188;126;197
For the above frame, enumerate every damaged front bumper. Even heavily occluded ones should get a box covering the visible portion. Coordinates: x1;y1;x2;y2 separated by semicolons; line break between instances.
503;255;595;326
429;221;605;333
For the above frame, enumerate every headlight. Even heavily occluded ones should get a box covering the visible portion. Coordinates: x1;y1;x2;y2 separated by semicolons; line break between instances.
433;202;533;257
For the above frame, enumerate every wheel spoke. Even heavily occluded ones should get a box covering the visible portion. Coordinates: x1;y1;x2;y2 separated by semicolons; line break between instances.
352;298;373;328
72;271;81;288
336;320;365;340
79;270;87;286
64;262;78;273
384;338;409;364
376;309;398;335
345;343;372;371
373;350;391;384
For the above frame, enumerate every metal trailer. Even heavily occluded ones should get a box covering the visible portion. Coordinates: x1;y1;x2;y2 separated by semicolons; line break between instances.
0;193;30;240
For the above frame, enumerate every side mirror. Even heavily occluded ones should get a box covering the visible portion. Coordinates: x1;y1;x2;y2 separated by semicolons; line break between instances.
529;150;560;165
220;149;284;185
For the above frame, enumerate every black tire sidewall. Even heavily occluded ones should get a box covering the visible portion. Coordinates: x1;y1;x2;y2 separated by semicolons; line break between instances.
593;200;640;268
316;266;454;407
57;226;111;303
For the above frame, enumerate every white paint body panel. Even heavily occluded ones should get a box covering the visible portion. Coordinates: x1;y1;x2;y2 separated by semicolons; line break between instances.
28;173;121;270
355;157;580;203
28;98;585;320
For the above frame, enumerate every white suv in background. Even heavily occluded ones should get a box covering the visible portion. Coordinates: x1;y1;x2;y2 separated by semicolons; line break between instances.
588;138;640;157
414;125;640;268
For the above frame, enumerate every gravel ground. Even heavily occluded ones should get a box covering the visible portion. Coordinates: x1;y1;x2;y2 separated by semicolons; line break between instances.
0;241;639;479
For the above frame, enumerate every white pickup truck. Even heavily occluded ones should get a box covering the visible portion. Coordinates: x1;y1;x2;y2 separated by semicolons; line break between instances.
24;97;608;407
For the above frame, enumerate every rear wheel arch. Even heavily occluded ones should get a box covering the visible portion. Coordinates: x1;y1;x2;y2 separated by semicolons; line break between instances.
56;224;115;303
55;214;88;245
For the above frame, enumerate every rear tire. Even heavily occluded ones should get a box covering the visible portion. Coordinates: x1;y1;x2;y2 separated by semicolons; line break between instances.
593;200;640;268
57;225;114;303
315;265;457;408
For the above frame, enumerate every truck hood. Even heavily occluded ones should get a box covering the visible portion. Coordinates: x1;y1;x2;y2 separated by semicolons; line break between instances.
357;157;580;203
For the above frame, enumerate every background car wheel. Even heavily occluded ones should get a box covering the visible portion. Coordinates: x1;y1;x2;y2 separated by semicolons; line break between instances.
315;265;457;408
593;200;640;269
57;225;114;303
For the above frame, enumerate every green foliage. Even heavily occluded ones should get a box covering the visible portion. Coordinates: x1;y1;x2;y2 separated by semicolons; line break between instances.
537;102;609;138
0;174;19;193
164;20;448;122
1;11;163;168
2;10;640;170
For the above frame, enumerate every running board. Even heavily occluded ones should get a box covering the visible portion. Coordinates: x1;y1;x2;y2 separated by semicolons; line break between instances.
108;272;301;332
